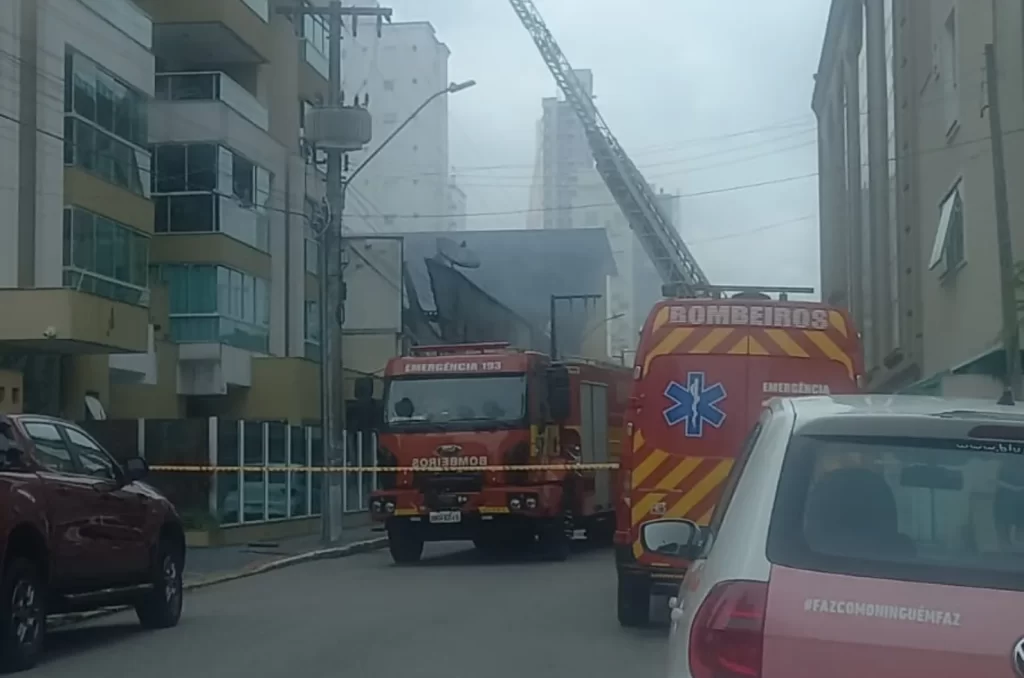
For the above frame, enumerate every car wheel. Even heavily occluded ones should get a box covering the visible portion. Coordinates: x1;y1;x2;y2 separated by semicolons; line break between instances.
617;572;650;627
388;528;424;564
0;558;45;673
135;538;184;629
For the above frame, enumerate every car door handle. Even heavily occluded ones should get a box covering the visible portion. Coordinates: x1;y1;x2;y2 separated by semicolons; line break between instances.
55;486;70;496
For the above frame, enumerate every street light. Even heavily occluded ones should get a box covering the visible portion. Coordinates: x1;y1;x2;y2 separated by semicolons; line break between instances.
340;80;477;194
315;79;476;544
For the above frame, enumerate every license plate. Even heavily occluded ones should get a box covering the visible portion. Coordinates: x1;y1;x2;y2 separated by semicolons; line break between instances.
429;510;462;524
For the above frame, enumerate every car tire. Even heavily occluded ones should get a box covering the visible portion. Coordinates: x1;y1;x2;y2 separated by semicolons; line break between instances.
0;558;45;673
617;572;650;627
388;529;424;564
135;537;184;630
538;514;571;562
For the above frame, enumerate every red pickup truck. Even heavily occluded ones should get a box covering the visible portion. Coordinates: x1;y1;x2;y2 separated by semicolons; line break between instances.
0;413;186;671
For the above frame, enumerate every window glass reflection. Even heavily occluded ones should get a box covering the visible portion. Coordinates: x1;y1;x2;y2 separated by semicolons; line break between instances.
62;207;150;307
154;263;270;352
64;52;149;198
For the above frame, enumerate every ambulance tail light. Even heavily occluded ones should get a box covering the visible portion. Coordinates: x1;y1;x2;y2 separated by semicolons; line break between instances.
688;580;767;678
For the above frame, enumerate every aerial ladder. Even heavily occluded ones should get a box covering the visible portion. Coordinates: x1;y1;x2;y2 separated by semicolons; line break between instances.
507;0;710;297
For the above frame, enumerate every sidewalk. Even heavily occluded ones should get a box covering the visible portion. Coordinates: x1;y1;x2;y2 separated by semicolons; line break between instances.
185;522;384;586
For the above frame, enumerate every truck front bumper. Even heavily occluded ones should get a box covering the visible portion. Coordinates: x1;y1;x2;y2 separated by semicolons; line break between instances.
369;485;564;538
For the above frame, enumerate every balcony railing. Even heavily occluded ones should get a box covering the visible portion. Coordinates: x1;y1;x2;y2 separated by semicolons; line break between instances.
155;71;269;131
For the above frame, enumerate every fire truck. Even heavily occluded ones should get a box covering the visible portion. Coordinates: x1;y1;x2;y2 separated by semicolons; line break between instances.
614;289;864;626
361;342;630;564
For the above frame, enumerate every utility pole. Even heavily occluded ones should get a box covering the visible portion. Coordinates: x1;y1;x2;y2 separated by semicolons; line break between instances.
278;1;391;544
985;43;1021;402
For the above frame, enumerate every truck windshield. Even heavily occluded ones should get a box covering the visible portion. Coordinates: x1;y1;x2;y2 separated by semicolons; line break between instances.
384;374;527;428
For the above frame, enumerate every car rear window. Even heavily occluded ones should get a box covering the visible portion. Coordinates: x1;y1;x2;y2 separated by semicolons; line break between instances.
766;434;1024;592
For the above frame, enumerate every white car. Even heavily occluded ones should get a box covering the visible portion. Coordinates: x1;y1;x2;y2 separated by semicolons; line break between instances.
660;395;1024;678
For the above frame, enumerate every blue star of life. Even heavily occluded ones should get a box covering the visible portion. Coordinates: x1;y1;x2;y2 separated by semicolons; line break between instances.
662;372;728;437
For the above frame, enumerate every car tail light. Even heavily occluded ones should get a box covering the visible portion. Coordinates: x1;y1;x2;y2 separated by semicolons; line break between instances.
688;580;767;678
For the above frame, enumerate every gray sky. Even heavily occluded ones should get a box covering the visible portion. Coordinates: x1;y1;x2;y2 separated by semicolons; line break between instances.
385;0;830;295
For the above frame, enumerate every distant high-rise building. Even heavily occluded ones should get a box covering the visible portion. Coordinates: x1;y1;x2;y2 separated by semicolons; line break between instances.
530;69;667;358
341;17;452;233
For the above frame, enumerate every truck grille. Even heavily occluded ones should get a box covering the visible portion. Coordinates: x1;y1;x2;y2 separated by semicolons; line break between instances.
414;472;483;494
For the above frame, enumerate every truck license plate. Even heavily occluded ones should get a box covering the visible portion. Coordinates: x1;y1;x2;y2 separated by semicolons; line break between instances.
429;510;461;524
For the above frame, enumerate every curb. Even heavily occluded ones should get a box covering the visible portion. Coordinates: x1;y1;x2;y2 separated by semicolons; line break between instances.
48;536;388;630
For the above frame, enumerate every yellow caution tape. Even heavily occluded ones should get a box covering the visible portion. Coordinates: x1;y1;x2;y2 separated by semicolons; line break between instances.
147;463;620;473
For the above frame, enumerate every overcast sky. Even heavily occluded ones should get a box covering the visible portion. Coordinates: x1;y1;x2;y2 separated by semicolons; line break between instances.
381;0;831;296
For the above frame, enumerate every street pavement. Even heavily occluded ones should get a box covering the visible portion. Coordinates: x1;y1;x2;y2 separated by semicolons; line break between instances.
36;543;668;677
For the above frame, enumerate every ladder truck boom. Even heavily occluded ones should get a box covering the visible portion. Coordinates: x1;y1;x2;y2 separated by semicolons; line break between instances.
508;0;710;296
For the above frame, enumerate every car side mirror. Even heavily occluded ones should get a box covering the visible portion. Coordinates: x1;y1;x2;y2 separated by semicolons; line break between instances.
123;456;149;482
640;519;704;559
0;439;25;471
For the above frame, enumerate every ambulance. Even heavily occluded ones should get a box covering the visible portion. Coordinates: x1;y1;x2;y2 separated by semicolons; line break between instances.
614;288;864;626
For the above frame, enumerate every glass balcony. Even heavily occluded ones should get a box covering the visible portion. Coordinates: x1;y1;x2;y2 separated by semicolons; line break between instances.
155;71;269;131
153;193;270;252
300;10;329;79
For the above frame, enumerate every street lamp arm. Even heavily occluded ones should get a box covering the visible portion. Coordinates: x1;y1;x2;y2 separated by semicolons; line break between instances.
345;80;476;187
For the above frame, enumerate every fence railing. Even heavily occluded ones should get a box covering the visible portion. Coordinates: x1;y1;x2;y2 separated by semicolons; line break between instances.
78;417;379;528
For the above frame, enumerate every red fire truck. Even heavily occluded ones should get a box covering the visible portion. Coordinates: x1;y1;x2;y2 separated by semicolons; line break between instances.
614;290;864;626
363;342;631;564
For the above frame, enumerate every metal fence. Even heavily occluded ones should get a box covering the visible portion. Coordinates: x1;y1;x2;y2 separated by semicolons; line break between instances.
79;417;379;527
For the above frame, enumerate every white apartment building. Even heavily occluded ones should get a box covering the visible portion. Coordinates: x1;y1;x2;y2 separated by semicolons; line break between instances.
0;0;338;423
340;18;452;233
815;0;1024;396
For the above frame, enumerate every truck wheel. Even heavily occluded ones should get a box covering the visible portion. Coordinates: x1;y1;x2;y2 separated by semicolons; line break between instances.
0;558;45;673
388;529;424;564
617;572;650;627
538;514;571;562
135;537;184;630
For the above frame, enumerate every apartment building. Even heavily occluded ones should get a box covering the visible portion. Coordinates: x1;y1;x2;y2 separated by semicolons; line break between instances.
0;0;157;417
815;0;1024;395
0;0;336;421
339;18;452;233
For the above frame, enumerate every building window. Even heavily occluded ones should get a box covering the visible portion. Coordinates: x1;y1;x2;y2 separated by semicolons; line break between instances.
301;3;329;56
154;263;270;352
940;7;959;134
383;80;395;91
62;207;149;305
151;143;271;251
63;52;149;197
928;180;964;277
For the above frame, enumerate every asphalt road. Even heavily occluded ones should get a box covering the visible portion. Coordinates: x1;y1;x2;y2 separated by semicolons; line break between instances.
36;543;668;677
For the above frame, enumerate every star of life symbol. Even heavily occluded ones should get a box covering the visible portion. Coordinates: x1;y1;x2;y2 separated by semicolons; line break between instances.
663;372;727;437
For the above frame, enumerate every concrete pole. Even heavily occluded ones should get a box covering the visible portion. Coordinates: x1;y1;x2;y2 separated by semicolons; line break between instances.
985;43;1022;400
